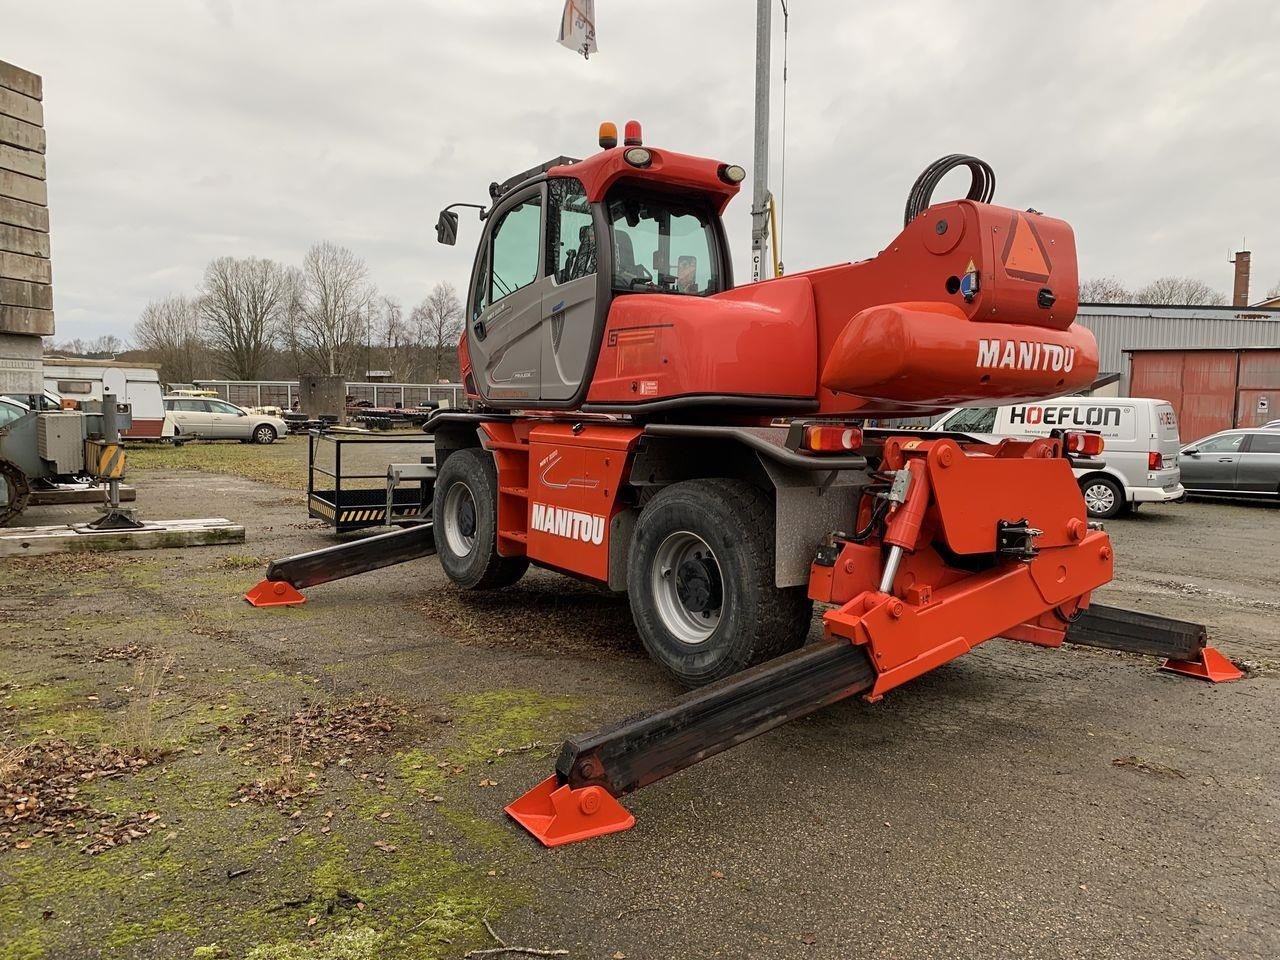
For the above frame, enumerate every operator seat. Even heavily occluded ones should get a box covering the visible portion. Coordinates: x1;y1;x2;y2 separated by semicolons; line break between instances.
574;224;597;279
614;230;641;284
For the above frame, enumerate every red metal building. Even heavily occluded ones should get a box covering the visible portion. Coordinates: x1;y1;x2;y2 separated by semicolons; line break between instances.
1128;347;1280;442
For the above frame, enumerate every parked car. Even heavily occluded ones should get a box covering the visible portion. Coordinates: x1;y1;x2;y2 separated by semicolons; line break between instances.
163;396;288;444
1179;429;1280;498
1261;419;1280;430
931;397;1185;519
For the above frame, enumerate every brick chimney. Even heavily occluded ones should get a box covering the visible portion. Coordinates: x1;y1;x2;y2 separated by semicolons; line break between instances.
1231;250;1251;307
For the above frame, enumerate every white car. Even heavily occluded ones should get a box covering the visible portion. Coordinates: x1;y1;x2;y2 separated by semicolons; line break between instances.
163;395;288;444
931;397;1185;519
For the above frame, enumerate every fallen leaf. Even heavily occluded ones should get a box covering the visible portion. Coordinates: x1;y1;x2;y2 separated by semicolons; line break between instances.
613;953;628;959
709;870;725;879
306;916;318;927
373;841;397;853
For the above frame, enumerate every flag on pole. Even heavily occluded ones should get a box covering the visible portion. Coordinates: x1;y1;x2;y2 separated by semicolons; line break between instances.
558;0;598;59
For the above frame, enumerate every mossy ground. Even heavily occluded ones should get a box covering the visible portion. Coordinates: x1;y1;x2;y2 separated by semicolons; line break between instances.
1;590;579;959
126;440;309;492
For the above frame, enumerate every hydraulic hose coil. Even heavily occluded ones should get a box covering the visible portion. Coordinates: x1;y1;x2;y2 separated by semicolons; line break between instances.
904;154;996;227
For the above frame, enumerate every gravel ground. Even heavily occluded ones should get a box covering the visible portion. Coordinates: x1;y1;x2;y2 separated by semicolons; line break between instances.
1;438;1277;960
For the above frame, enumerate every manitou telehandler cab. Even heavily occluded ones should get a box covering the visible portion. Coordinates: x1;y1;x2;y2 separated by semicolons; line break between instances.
249;123;1240;846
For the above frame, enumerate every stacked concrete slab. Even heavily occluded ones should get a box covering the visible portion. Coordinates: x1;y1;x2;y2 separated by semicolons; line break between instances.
0;59;51;394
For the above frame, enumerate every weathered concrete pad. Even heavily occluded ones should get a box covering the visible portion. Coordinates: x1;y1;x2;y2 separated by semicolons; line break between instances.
26;484;137;506
0;517;244;555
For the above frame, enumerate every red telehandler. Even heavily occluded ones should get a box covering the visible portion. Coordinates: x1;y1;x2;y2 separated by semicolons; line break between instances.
247;122;1241;846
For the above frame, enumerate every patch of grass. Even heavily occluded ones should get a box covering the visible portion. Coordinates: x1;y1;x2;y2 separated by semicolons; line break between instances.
127;441;306;491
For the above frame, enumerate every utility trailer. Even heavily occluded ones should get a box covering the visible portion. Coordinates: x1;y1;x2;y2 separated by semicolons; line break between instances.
248;123;1242;845
305;431;434;533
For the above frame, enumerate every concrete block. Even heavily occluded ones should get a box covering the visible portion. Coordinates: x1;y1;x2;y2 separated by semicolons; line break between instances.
0;278;53;309
0;169;46;205
0;518;246;556
0;331;42;393
0;143;44;180
0;61;41;100
0;195;49;232
0;250;51;284
0;223;49;257
0;87;42;126
0;115;44;153
0;303;55;336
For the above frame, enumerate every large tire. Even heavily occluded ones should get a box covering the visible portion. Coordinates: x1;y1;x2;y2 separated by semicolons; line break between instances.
627;478;813;688
0;459;31;526
433;448;528;590
1080;475;1125;519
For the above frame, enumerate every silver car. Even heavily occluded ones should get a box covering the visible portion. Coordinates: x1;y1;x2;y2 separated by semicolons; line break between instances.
1179;429;1280;498
164;396;288;444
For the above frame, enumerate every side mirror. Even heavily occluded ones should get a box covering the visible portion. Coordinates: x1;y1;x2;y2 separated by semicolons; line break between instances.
1183;448;1198;456
435;210;459;246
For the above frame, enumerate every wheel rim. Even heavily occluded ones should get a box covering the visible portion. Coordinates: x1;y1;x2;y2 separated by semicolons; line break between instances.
442;481;478;557
1084;483;1115;514
651;531;723;645
255;426;272;443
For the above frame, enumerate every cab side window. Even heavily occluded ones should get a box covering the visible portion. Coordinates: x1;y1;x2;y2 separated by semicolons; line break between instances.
488;196;541;305
546;178;595;283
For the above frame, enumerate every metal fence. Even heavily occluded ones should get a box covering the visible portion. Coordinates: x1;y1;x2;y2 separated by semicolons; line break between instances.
193;380;466;410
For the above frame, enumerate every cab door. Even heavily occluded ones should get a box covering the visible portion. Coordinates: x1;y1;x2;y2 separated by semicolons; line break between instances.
466;186;548;404
540;177;601;402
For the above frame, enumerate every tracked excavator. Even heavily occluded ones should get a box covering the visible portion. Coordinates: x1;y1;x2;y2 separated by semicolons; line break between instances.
247;121;1241;846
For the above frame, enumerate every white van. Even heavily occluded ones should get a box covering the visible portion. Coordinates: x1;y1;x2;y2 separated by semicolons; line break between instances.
931;398;1185;518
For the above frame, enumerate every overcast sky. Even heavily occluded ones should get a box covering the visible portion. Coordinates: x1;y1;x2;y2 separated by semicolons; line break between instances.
4;0;1279;343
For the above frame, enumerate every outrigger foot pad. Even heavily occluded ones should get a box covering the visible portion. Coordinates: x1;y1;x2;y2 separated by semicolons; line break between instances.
1160;646;1244;683
243;579;307;608
505;775;635;847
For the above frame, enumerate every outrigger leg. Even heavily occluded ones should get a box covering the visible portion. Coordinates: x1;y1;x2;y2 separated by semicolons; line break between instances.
244;522;435;607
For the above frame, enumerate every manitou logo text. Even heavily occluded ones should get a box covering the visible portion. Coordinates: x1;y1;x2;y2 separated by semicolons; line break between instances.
976;339;1076;373
531;502;606;545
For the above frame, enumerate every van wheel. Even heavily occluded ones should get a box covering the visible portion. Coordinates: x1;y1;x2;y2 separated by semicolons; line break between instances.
433;448;528;590
1080;476;1124;519
628;479;813;688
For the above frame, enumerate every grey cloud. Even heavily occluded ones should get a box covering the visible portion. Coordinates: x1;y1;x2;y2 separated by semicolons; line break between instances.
3;0;1277;343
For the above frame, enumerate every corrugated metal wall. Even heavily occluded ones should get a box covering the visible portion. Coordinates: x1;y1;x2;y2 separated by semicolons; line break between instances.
1076;306;1280;392
1129;349;1280;442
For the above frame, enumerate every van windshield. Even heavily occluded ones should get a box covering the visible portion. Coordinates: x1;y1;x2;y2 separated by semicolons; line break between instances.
606;190;721;296
945;407;997;432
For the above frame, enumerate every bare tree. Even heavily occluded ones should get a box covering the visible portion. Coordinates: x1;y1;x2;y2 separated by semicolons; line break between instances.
198;256;295;380
374;295;417;381
132;294;204;383
1078;276;1132;304
291;241;373;376
1133;276;1228;306
411;282;464;381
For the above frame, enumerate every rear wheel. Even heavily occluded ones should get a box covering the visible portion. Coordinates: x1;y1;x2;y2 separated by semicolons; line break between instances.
433;448;528;590
628;479;813;688
0;459;31;526
1080;475;1124;519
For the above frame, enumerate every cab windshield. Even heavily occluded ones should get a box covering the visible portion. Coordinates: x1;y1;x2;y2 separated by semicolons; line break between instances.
606;191;721;296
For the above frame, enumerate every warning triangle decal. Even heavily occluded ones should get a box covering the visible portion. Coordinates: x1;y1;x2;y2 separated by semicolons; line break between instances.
1002;213;1052;282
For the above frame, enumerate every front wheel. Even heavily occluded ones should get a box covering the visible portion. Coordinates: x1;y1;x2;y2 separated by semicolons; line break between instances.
252;424;277;445
628;479;813;688
1080;475;1125;519
432;448;528;590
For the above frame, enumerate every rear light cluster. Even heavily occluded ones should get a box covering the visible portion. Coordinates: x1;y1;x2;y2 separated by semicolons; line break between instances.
802;425;863;453
1148;451;1164;470
1064;431;1105;457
